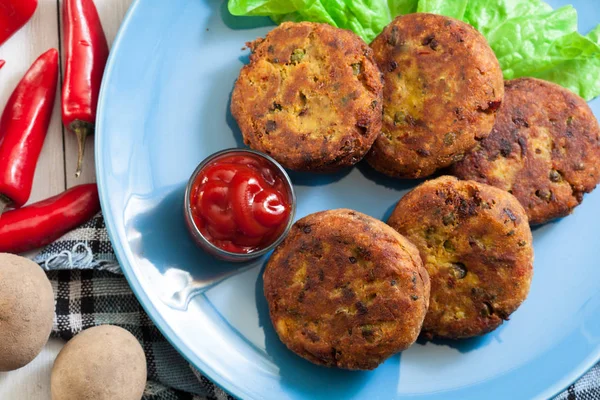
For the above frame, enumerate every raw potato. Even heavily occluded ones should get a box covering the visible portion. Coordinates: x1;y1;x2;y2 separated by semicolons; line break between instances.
51;325;147;400
0;253;54;372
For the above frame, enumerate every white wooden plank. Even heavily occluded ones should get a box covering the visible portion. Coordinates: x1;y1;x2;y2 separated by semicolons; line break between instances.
0;338;64;400
2;1;133;398
0;2;67;396
62;0;133;187
7;0;63;282
0;0;65;204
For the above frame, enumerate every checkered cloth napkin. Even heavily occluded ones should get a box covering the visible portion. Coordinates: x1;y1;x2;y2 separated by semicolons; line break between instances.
34;213;233;400
32;213;599;400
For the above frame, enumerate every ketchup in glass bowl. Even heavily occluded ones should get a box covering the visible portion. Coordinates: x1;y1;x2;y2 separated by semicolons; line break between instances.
184;149;296;261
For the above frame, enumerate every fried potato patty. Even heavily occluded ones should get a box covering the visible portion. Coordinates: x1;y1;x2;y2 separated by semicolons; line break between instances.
451;78;600;225
263;209;429;369
366;13;504;178
387;177;533;339
231;22;383;172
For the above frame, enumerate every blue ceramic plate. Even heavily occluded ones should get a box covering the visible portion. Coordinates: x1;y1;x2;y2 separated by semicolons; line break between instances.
96;1;600;399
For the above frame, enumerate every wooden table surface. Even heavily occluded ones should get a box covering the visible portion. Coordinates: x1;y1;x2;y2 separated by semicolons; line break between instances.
0;0;132;397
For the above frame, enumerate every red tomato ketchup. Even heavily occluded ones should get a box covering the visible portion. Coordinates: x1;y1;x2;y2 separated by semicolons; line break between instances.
189;152;293;255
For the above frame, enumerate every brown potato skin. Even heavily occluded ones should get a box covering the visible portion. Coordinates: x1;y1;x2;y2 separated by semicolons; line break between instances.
451;77;600;225
264;209;429;370
51;325;147;400
387;177;533;339
0;253;54;372
231;22;383;172
366;13;504;178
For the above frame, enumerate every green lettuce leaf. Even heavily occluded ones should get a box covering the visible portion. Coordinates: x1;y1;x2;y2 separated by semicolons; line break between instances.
417;0;468;19
387;0;419;17
227;0;300;16
532;32;600;101
228;0;419;43
228;0;600;100
418;0;600;100
588;25;600;45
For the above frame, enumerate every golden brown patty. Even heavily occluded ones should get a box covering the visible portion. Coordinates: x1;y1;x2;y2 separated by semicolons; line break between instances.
451;78;600;225
366;13;504;178
263;209;429;370
231;22;383;172
387;177;533;339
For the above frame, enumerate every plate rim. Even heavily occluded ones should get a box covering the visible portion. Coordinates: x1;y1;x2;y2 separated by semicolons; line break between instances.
95;0;600;399
95;1;255;398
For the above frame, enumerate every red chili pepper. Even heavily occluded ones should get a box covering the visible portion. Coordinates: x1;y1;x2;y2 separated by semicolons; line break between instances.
0;60;5;70
62;0;109;177
0;49;59;214
0;0;38;47
0;184;100;253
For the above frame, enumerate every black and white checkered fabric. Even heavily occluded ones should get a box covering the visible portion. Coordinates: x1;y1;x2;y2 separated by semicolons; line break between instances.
33;213;599;400
34;213;234;400
555;365;600;400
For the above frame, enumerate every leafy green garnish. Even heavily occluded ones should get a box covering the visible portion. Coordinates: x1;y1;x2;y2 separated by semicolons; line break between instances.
588;24;600;45
228;0;300;16
228;0;418;43
419;0;600;100
417;0;467;19
228;0;600;100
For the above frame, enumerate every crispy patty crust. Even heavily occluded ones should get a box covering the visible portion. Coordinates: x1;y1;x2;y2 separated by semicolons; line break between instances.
451;78;600;225
264;209;430;369
387;177;533;339
231;22;383;172
366;13;504;178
